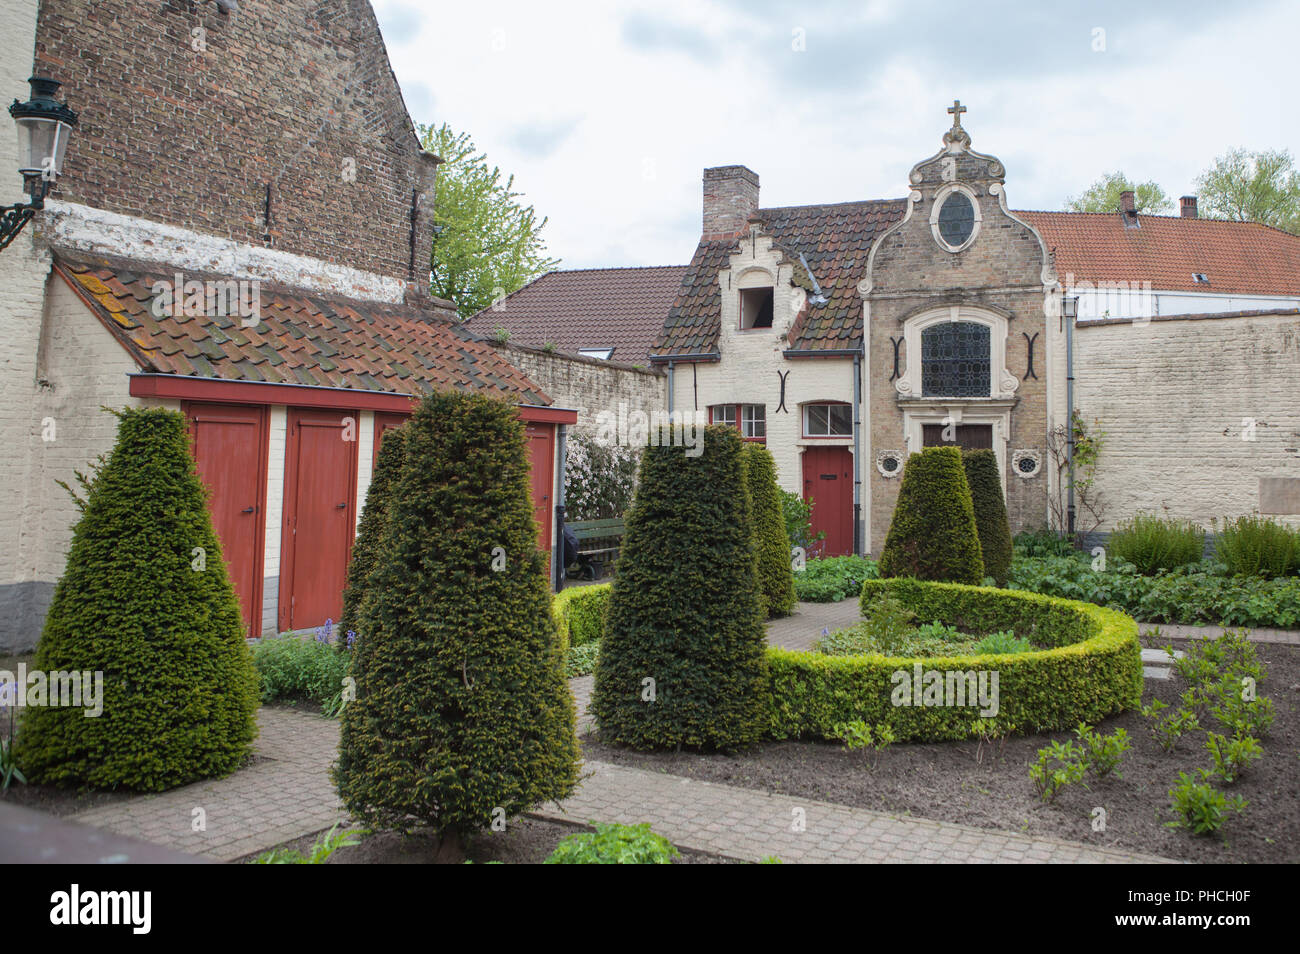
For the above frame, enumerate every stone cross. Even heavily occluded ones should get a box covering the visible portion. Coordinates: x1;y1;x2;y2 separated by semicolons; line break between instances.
948;100;966;127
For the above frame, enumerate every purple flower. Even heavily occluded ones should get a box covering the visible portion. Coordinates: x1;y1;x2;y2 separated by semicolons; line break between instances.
0;680;15;709
346;630;357;650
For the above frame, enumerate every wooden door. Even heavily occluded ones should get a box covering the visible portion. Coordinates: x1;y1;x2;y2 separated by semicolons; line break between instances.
802;446;853;557
280;408;359;632
185;403;268;639
373;411;409;463
524;422;554;551
922;423;993;450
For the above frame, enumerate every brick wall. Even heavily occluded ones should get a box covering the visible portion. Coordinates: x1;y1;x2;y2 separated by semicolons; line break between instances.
1075;312;1300;530
33;0;433;285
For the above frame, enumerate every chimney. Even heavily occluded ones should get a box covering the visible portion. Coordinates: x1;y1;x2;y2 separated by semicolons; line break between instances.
703;165;759;238
406;150;442;306
1180;195;1198;218
1119;189;1139;227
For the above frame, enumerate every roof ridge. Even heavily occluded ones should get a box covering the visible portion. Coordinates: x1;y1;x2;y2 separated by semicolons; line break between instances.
1019;209;1300;237
759;197;908;213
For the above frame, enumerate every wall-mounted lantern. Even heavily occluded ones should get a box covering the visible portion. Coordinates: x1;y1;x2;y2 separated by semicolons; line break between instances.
1;77;77;252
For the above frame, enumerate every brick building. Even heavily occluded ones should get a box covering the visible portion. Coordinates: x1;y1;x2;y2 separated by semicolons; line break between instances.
0;0;575;652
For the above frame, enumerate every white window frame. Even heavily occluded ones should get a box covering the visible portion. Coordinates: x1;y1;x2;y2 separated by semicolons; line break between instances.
895;305;1019;400
930;183;982;253
803;402;853;438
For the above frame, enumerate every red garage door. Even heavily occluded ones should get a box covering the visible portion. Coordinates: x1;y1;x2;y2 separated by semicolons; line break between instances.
185;403;268;639
524;422;554;551
279;408;358;632
802;445;853;557
373;411;408;463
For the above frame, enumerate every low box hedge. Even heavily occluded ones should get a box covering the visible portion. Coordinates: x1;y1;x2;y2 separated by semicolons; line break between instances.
552;583;612;655
765;579;1142;743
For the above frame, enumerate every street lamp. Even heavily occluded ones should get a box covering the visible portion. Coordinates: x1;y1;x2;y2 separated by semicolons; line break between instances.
1062;294;1080;539
1;77;77;252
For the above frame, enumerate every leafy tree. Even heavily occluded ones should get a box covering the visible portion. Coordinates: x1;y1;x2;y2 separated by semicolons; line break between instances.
338;425;407;652
591;425;769;751
878;446;984;585
1065;171;1172;214
333;392;579;861
1195;148;1300;234
962;449;1013;586
743;443;797;617
420;122;560;318
17;408;259;791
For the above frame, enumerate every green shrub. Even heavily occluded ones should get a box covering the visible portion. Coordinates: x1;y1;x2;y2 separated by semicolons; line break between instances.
252;633;351;716
1167;770;1246;835
1216;515;1300;578
1073;723;1130;778
780;488;824;553
1141;697;1200;752
879;447;984;585
971;630;1033;655
334;392;579;855
1029;739;1088;802
591;425;769;751
544;822;679;864
743;444;798;618
250;823;362;864
16;408;258;791
766;580;1142;743
552;583;611;655
339;426;407;653
793;555;879;602
1205;731;1263;784
1013;529;1075;558
962;449;1013;586
1107;513;1204;575
565;641;601;678
564;433;640;521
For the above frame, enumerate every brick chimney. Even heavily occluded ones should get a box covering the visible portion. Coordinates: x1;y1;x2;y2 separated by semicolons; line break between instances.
1180;195;1198;218
703;165;759;238
1119;189;1139;228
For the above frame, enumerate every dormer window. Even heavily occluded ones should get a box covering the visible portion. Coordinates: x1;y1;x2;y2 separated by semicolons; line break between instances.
578;347;615;360
740;287;774;329
1192;273;1210;285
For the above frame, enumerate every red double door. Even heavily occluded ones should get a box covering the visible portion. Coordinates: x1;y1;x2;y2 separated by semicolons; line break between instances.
802;446;853;557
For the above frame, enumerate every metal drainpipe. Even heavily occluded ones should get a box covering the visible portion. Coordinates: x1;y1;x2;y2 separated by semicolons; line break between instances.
1066;305;1076;541
554;423;567;591
667;360;675;415
853;353;862;556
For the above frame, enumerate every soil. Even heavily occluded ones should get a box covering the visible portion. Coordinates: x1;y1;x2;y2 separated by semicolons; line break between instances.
236;815;739;864
582;637;1300;864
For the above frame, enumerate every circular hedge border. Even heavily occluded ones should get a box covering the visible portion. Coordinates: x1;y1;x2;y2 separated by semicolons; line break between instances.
766;578;1143;743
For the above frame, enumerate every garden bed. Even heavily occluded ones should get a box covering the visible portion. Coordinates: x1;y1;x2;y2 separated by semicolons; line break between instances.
583;637;1298;864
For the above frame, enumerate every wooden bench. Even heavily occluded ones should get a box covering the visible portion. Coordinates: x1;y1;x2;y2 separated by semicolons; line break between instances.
565;517;625;580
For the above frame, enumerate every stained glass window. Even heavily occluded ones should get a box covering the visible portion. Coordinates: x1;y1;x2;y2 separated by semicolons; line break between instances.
921;321;991;397
938;191;976;247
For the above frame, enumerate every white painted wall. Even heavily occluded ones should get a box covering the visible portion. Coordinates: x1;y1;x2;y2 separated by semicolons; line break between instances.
260;405;288;636
1071;284;1300;322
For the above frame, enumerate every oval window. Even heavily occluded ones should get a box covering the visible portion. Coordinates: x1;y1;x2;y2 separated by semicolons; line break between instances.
937;191;976;248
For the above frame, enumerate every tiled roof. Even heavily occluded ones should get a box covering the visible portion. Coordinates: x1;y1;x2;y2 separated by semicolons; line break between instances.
53;251;552;405
652;200;907;358
466;265;689;365
1020;211;1300;296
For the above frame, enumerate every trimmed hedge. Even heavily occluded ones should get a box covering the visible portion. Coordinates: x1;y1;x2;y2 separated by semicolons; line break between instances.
765;578;1142;743
339;425;407;652
879;446;984;584
552;583;611;655
16;408;259;791
743;443;798;618
962;449;1012;586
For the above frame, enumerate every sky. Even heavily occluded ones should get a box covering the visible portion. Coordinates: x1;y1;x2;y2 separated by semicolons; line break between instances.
371;0;1295;270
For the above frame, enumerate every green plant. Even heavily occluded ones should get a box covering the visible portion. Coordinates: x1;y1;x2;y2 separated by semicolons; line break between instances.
971;630;1034;655
0;679;26;791
1029;739;1088;802
1166;770;1246;835
15;408;258;791
591;424;769;751
552;583;611;655
780;489;824;553
1209;678;1275;738
743;444;798;618
963;449;1013;586
832;719;895;767
334;392;579;860
1107;513;1204;575
1013;529;1076;558
565;640;601;678
340;426;407;654
1141;698;1201;752
252;633;351;716
492;327;511;344
544;822;679;864
564;433;640;521
1216;514;1300;578
793;555;878;603
542;341;558;354
879;446;984;585
857;593;917;654
968;717;1014;764
1073;723;1130;778
768;580;1142;744
1205;731;1263;784
250;823;363;864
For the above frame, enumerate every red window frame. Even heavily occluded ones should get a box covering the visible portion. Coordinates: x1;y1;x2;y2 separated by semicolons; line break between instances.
709;403;766;443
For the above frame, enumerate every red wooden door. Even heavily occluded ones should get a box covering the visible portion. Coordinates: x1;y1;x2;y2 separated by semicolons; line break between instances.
524;422;554;551
280;408;359;632
373;411;409;463
185;403;268;639
802;446;853;557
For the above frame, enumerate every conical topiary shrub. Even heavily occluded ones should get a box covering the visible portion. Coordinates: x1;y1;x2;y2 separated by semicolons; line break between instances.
16;407;259;791
338;425;408;652
962;448;1013;586
333;392;579;859
878;446;984;585
591;424;769;751
743;443;797;618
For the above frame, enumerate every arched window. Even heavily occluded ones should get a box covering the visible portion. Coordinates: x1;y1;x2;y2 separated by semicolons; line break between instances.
920;321;991;397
